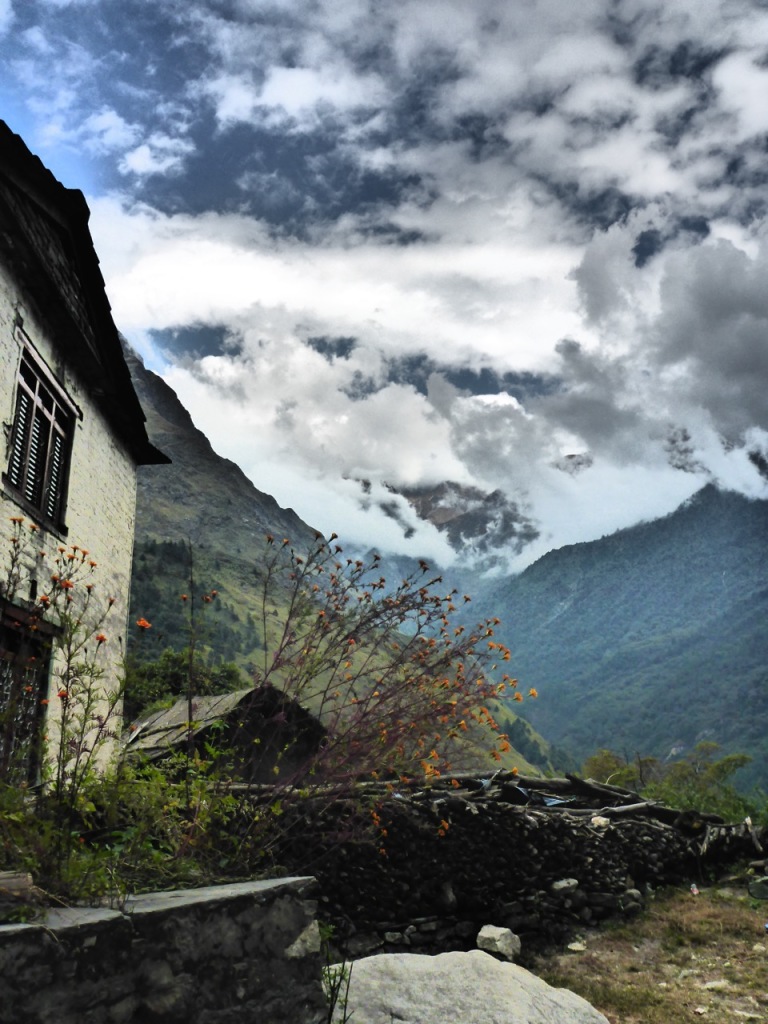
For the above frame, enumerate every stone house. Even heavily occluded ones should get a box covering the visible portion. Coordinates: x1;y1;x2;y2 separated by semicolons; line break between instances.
0;120;167;782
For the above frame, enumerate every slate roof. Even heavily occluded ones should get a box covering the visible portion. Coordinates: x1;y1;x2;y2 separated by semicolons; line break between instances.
0;120;167;465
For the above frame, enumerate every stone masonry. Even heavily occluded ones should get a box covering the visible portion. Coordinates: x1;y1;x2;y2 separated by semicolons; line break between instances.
0;877;327;1024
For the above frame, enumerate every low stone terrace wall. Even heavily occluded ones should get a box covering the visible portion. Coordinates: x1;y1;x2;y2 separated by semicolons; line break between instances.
274;774;766;962
0;877;326;1024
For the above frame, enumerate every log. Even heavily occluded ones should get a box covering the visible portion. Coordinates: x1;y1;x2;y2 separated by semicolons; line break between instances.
565;773;644;804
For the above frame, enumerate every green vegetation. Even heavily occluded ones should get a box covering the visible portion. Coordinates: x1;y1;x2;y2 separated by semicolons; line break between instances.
123;648;243;721
2;523;534;906
582;742;762;823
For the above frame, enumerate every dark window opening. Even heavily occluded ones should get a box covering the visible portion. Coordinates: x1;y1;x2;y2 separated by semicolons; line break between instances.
4;351;75;530
0;605;53;786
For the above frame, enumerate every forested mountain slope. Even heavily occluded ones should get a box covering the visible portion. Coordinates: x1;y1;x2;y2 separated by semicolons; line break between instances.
125;350;554;774
473;486;768;791
125;347;317;664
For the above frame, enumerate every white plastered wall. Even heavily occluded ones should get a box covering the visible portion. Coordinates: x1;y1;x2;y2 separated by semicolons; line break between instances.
0;257;138;766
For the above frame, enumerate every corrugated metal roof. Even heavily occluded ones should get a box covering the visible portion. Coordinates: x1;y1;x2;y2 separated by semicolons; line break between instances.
123;689;254;758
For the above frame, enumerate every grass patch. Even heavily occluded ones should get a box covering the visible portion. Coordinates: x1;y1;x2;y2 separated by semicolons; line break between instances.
532;881;768;1024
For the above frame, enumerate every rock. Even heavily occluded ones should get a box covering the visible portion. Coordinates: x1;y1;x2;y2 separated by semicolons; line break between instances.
477;924;522;961
285;920;321;958
551;879;580;896
330;950;610;1024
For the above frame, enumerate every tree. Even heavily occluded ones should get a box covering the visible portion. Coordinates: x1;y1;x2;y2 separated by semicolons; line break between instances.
242;532;530;787
123;648;243;722
581;743;756;821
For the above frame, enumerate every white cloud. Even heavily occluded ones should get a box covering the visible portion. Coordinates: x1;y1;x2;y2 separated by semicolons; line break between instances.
712;51;768;141
6;0;768;567
259;65;385;116
83;108;141;154
119;132;195;177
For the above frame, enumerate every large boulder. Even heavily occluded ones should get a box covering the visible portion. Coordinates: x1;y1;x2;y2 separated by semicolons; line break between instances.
331;950;609;1024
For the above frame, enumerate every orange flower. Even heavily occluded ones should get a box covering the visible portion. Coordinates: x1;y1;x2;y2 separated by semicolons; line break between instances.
528;687;538;698
39;594;50;606
58;689;68;700
513;692;523;702
60;579;74;590
96;633;107;645
88;560;98;568
136;617;152;630
180;594;188;601
40;698;49;706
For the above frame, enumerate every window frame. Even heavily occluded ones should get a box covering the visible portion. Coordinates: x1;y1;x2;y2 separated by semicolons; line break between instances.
3;345;78;534
0;602;56;786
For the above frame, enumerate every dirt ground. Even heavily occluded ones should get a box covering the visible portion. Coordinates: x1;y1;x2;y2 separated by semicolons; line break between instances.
533;878;768;1023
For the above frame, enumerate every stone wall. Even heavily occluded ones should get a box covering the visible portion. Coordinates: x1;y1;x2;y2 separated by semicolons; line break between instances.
0;877;327;1024
274;785;764;963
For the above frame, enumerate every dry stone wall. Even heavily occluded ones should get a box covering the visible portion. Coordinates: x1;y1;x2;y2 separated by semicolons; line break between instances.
274;777;765;963
0;877;326;1024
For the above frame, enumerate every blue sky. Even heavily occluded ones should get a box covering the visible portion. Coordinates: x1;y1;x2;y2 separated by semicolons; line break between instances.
3;0;768;569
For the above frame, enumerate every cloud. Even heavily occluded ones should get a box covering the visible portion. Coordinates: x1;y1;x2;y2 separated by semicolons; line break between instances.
5;0;768;570
0;0;12;34
119;131;195;177
82;108;141;154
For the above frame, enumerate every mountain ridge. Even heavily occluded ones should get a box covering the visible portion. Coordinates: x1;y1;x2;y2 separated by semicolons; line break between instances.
126;348;768;790
471;484;768;790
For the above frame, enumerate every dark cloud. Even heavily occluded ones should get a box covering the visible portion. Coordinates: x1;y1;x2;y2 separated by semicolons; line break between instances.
653;242;768;438
631;228;663;267
306;335;357;360
150;325;234;360
340;371;380;402
632;41;727;89
632;215;709;267
544;179;636;231
378;354;555;403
